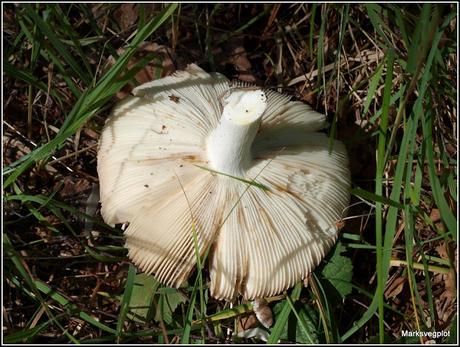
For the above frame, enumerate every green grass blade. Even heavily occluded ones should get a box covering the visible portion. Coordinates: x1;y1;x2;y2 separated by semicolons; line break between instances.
392;6;410;51
317;5;327;92
405;4;432;75
4;193;119;232
218;7;268;44
342;12;455;341
176;175;206;342
422;111;457;239
375;47;394;344
85;246;126;263
117;264;137;338
403;205;425;337
328;4;349;150
267;283;302;343
311;272;340;343
3;3;178;188
3;242;80;343
24;4;91;86
351;187;404;209
361;60;385;118
32;279;118;334
403;113;437;330
40;43;82;97
180;277;199;343
309;4;317;59
285;293;315;344
52;4;94;77
365;4;391;48
4;314;66;343
3;62;62;102
195;164;270;191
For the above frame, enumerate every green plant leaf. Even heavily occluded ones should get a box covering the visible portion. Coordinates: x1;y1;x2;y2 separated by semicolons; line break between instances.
320;242;353;298
272;296;319;344
267;283;301;343
154;288;186;325
447;314;457;343
125;274;185;326
127;274;161;323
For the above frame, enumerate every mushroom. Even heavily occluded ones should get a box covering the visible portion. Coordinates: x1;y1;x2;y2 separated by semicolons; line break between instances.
97;64;350;301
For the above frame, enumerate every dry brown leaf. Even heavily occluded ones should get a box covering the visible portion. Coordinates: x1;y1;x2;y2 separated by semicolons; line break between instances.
107;42;176;99
227;46;256;82
435;222;446;233
384;276;406;299
444;271;456;299
237;313;258;332
113;4;138;31
429;208;441;223
229;46;252;71
237;72;257;83
435;243;448;259
59;178;91;198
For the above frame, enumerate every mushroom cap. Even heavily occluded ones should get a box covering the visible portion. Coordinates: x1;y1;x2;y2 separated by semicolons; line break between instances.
97;64;350;300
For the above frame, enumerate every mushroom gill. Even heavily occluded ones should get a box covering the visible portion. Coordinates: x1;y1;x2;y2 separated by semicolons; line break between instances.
97;63;351;300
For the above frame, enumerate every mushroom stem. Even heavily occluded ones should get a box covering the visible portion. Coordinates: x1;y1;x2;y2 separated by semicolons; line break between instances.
207;89;267;176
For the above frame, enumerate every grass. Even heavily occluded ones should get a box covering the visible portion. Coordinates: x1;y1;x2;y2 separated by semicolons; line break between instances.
2;3;457;344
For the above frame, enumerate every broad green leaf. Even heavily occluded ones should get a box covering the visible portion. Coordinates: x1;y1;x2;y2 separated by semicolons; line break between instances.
125;274;185;326
154;288;186;325
320;242;353;298
447;314;457;343
272;297;319;344
127;274;160;323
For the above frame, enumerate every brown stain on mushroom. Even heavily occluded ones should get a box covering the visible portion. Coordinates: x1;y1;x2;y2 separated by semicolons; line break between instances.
182;155;200;162
234;205;250;297
212;203;224;230
258;206;276;234
134;153;201;163
264;179;303;202
236;205;248;232
236;266;249;297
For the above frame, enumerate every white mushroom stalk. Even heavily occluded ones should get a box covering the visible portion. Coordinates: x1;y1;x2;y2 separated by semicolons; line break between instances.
207;89;267;175
97;64;351;301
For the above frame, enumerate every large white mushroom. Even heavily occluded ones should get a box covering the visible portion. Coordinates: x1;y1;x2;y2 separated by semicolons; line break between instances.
97;64;350;301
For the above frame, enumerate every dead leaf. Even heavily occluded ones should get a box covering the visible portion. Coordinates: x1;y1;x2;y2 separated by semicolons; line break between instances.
429;208;441;223
106;42;176;99
237;72;257;83
113;4;138;31
435;243;448;259
227;46;256;82
384;276;406;299
237;313;258;332
229;46;252;71
59;178;91;198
